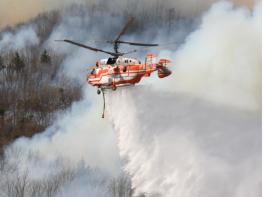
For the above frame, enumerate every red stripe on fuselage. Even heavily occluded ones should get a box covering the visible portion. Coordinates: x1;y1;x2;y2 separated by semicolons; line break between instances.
87;64;157;87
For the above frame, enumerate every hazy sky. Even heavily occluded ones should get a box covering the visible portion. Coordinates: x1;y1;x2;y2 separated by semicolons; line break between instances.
0;0;255;29
0;0;72;29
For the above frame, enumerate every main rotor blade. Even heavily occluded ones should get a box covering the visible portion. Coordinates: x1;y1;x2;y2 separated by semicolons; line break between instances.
122;41;178;55
56;39;119;56
114;17;134;42
117;40;158;46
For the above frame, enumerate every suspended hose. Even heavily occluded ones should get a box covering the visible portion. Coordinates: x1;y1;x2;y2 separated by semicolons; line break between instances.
101;90;106;118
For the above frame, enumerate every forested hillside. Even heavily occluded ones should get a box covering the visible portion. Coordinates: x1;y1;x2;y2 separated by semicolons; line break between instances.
0;1;191;151
0;10;82;151
0;2;193;196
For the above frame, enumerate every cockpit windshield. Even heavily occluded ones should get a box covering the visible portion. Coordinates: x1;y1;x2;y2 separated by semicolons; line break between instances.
106;57;117;65
90;68;95;74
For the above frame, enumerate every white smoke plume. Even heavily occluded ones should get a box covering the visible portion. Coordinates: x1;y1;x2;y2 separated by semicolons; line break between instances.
0;86;121;196
149;1;261;111
0;25;39;52
8;86;121;174
108;1;261;197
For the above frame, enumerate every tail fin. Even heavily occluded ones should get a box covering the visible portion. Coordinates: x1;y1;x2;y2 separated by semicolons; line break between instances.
145;53;157;65
157;67;172;78
157;59;172;78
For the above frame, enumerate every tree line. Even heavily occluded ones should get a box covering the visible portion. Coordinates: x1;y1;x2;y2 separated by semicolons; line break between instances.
0;48;82;151
0;148;137;197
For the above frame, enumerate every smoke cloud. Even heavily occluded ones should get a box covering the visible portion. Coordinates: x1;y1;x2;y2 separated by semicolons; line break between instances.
0;0;255;29
146;1;261;111
0;25;39;52
1;87;122;196
9;87;121;175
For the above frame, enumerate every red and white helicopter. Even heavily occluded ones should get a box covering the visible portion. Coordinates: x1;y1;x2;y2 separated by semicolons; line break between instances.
57;18;173;117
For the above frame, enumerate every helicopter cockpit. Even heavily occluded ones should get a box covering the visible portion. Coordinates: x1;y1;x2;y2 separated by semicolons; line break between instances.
100;57;140;67
106;57;117;65
89;57;141;74
90;68;95;74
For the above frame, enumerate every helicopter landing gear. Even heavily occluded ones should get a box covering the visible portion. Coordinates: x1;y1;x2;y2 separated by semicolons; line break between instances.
112;85;117;91
97;89;101;95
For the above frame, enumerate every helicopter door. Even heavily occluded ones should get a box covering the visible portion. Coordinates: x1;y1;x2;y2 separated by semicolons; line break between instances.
124;59;129;76
123;65;127;73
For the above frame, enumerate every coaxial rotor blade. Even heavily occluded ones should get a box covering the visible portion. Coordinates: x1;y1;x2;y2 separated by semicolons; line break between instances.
122;41;178;55
56;39;119;56
114;17;134;42
116;40;158;46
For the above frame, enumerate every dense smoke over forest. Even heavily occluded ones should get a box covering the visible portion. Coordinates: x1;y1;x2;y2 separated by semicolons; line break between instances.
0;0;255;29
0;0;261;197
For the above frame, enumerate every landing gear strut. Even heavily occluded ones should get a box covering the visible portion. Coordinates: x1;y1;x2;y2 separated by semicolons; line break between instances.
112;85;117;91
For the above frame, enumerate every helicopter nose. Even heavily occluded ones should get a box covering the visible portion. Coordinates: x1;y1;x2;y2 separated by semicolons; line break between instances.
87;74;92;83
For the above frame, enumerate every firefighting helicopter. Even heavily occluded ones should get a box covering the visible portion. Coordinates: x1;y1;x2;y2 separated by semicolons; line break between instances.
56;18;173;118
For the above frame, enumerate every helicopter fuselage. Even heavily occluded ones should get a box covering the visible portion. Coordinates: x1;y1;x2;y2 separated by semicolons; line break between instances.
87;55;171;90
57;17;173;118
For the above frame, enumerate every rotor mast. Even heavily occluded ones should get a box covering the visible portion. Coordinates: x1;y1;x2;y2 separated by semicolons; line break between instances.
112;17;134;54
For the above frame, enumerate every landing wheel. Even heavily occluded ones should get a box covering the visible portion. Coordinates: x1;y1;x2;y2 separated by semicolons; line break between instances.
112;85;117;91
97;89;101;95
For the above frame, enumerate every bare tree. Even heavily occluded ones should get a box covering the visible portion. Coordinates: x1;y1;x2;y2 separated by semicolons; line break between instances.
108;174;134;197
